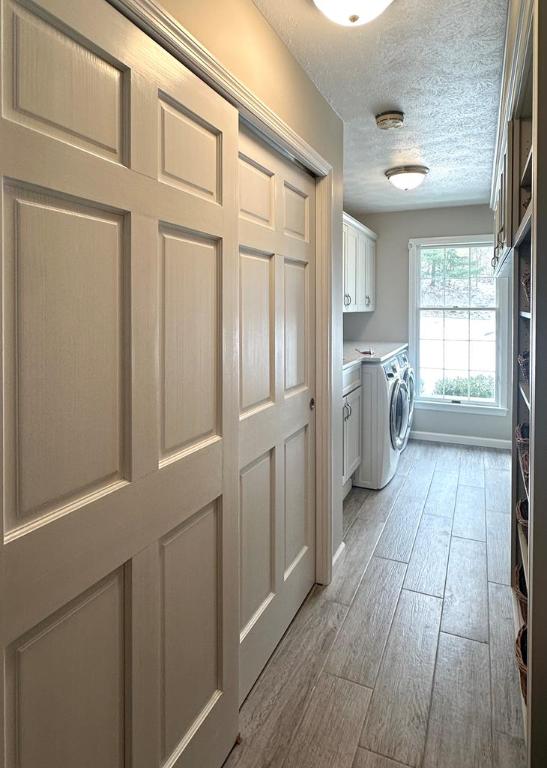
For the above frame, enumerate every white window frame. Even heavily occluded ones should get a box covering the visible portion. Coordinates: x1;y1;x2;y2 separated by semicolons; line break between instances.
408;234;509;417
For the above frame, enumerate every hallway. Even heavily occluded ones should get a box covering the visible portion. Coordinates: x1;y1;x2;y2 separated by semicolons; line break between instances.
224;440;525;768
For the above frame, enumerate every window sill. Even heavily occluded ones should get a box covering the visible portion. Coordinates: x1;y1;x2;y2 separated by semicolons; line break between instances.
415;400;509;417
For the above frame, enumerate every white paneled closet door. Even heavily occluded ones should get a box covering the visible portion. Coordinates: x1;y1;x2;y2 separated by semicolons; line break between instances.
238;126;316;702
0;1;239;767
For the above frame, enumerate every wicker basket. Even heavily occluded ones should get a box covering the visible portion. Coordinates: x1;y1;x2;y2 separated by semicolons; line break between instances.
516;624;528;705
518;352;530;385
521;271;531;305
514;564;528;623
516;498;529;531
516;423;530;481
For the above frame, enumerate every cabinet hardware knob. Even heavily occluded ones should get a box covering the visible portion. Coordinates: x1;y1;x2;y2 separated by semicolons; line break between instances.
310;397;316;411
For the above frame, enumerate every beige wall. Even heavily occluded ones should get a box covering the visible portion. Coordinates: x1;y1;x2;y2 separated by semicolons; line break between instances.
162;0;346;555
344;204;512;443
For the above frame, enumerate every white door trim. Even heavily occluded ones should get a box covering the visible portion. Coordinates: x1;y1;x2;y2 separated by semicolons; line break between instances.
108;0;334;584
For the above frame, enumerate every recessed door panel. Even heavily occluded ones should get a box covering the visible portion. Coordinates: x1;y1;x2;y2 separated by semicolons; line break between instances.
284;427;308;576
240;250;273;412
4;0;123;160
240;452;274;633
159;96;221;201
285;259;307;392
160;504;220;761
239;154;274;226
160;226;219;458
5;571;125;768
284;182;308;241
3;186;125;528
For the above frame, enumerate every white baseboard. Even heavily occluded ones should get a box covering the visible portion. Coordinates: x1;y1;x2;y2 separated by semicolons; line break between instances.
410;430;511;450
332;541;345;567
342;477;353;500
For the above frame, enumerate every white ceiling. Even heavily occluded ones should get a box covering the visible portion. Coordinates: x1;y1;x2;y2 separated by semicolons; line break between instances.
253;0;508;213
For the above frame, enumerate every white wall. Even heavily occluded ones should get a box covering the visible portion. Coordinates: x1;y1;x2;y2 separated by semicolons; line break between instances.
344;204;512;443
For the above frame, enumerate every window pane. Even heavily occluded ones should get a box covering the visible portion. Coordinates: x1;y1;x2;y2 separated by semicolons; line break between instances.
445;310;469;340
470;341;496;372
471;246;494;277
445;340;469;370
444;278;470;307
469;372;496;401
421;248;445;279
420;309;443;339
420;339;443;369
443;372;470;399
445;247;469;278
420;369;444;397
470;310;496;341
470;277;496;307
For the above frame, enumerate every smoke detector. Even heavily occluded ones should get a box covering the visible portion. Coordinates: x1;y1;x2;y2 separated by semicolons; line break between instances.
375;111;405;130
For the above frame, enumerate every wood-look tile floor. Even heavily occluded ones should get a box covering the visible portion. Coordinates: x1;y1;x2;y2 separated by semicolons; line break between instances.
223;441;525;768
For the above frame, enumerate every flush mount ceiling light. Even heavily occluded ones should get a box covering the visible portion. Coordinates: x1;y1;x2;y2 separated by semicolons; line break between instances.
376;110;404;130
385;165;429;191
312;0;395;26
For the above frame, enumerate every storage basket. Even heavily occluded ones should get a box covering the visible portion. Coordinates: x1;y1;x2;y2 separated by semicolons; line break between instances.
521;271;531;304
514;564;528;623
516;498;529;531
518;351;530;385
516;423;530;481
516;624;528;705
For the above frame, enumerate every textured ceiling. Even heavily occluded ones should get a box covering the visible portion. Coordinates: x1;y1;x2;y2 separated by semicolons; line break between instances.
253;0;508;213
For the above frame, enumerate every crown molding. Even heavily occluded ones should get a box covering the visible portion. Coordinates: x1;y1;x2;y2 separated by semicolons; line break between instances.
109;0;332;177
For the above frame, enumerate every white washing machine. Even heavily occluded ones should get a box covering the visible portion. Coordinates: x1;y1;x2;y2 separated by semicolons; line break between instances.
352;344;415;490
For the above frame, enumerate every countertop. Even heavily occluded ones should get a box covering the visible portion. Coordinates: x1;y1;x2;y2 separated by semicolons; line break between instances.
343;341;408;368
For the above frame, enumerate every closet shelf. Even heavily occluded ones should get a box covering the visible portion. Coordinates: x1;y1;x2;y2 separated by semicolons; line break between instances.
519;382;531;410
521;146;533;188
519;525;529;590
515;203;533;247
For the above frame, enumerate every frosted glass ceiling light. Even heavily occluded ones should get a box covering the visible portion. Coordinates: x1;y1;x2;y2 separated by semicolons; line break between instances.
312;0;395;26
385;165;429;191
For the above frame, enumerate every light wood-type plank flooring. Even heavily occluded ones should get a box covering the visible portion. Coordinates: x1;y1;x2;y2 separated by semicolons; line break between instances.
223;440;525;768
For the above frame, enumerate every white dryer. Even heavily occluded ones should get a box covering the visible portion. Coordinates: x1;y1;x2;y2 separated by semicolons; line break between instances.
351;343;415;490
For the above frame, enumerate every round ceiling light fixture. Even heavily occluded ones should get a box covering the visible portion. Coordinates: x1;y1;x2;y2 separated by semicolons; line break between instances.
312;0;395;26
385;165;430;191
376;110;405;130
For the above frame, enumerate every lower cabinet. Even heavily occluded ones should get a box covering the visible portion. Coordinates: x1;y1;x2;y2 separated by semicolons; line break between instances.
342;384;362;484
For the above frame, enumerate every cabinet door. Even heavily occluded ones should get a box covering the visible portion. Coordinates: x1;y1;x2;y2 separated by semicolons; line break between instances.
355;231;367;310
344;224;358;312
365;238;376;312
344;387;362;482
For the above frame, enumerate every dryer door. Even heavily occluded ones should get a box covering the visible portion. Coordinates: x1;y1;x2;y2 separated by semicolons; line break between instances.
404;367;416;422
390;378;410;451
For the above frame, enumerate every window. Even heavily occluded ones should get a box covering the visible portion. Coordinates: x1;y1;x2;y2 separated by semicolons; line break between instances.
409;235;508;415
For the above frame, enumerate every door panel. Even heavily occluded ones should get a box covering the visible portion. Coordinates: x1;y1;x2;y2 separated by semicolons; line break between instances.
5;1;124;162
240;250;274;411
238;126;316;702
0;2;239;767
3;186;125;527
160;226;220;456
5;571;125;768
240;452;274;632
285;259;308;392
160;504;220;760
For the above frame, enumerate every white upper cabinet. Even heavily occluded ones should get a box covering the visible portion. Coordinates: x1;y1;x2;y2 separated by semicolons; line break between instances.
343;212;377;313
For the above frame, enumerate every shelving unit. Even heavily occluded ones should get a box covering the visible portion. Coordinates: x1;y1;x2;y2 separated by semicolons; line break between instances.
492;1;547;763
